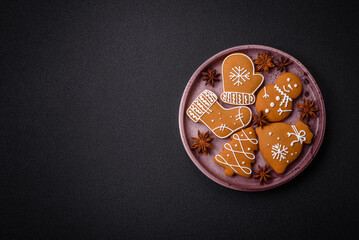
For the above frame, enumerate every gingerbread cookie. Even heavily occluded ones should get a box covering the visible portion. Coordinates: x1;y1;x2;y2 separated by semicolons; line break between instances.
221;53;264;105
255;121;313;174
255;72;302;122
186;90;252;139
214;127;258;177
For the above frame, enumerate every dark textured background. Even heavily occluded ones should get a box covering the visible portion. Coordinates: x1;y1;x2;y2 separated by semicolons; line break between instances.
1;0;358;239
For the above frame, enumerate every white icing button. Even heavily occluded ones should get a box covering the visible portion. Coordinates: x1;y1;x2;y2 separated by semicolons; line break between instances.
242;161;245;165
235;144;238;147
218;113;221;115
270;102;275;107
287;78;291;82
267;144;270;146
276;96;280;101
287;160;289;163
265;109;269;113
295;152;297;154
227;154;230;157
241;134;243;137
269;132;272;136
219;118;221;120
249;132;252;134
277;137;280;140
234;123;236;125
247;148;251;151
211;120;214;122
230;116;232;118
294;84;298;88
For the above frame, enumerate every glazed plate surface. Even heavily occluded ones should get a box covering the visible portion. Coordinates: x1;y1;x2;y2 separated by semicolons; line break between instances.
179;45;326;191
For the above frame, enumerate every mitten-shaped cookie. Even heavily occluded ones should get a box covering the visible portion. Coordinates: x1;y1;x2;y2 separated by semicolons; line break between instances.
255;121;313;174
256;72;302;122
187;90;252;139
221;53;264;105
214;127;258;177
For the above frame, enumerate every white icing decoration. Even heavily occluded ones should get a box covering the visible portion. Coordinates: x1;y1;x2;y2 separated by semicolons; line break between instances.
287;78;291;82
283;85;290;93
236;112;243;122
265;109;269;113
242;161;245;165
227;154;230;157
287;160;289;163
267;144;270;146
278;108;292;115
291;153;293;156
186;90;253;139
274;84;293;107
186;89;217;122
219;118;221;120
295;152;297;154
263;87;269;98
269;132;272;136
230;116;232;118
249;132;252;134
277;137;280;140
241;134;243;136
221;53;264;105
230;66;250;86
214;130;259;175
247;148;250;151
294;84;298;88
270;102;275;107
219;124;226;131
271;143;288;162
287;125;306;146
221;92;256;105
276;96;280;101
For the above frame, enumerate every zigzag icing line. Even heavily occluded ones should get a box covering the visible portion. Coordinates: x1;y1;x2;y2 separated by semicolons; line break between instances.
221;92;255;105
187;109;200;121
186;90;218;122
203;89;217;101
274;84;293;107
191;103;204;115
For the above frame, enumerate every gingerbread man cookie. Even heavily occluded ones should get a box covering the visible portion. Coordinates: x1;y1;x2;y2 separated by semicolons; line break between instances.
256;72;302;122
186;90;252;139
221;53;264;106
214;127;258;177
255;121;313;174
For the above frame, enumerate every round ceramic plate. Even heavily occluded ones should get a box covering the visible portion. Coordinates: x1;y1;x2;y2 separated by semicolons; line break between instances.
179;45;326;191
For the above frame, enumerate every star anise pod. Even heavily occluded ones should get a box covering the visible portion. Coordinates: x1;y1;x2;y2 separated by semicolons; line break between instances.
254;52;275;73
201;67;220;87
254;165;272;184
190;130;214;155
275;56;292;72
296;98;319;123
252;111;269;128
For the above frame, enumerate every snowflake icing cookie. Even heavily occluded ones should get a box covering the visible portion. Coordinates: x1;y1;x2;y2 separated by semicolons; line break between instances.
214;127;258;177
186;89;252;139
255;121;313;174
255;72;302;122
221;53;264;105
